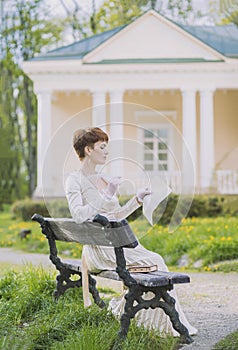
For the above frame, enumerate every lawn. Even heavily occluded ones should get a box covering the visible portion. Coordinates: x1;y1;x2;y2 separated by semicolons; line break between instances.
1;208;238;271
1;207;238;349
0;266;179;350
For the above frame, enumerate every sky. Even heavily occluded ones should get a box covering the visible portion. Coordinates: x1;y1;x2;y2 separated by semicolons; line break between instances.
46;0;217;21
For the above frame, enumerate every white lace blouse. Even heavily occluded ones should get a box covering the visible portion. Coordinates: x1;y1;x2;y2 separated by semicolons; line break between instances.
64;170;140;223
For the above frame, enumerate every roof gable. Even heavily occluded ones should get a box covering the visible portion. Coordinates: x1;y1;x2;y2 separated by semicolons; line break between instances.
30;26;126;61
30;10;238;63
83;10;225;63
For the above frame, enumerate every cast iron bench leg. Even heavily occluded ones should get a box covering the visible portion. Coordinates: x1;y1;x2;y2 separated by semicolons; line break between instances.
54;269;105;308
54;269;82;299
158;288;194;344
88;274;106;309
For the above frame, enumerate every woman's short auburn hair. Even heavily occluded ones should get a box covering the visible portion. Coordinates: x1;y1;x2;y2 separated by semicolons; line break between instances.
73;127;109;160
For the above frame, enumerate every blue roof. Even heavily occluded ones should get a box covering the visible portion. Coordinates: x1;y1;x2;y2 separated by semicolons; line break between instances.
31;25;126;61
179;23;238;57
31;18;238;62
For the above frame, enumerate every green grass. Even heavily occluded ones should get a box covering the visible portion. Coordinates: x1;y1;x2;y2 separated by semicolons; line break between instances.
138;216;238;270
1;209;238;271
212;330;238;350
0;210;82;257
0;266;179;350
0;262;22;277
1;205;238;349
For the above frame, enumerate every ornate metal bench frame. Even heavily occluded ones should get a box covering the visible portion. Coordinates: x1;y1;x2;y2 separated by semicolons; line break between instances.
32;213;194;347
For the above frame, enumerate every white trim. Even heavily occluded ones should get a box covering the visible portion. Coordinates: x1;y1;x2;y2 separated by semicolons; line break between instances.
83;10;226;63
22;60;238;77
22;69;238;94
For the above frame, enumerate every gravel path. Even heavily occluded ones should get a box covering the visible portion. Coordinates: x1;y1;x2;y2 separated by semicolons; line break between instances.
0;248;53;268
0;248;238;349
176;272;238;350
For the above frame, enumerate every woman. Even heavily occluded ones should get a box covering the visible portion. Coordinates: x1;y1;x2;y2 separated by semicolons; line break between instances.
64;127;197;336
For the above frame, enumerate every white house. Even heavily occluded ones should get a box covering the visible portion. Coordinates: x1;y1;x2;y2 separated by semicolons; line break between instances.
22;10;238;198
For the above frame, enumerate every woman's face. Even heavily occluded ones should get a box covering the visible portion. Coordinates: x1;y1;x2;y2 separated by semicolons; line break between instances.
88;141;108;164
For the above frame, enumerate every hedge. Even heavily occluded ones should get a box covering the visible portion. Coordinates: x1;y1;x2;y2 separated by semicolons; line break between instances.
11;194;237;222
11;198;71;221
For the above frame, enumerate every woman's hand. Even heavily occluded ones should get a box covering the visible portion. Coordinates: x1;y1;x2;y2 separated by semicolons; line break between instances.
136;188;151;204
103;177;121;199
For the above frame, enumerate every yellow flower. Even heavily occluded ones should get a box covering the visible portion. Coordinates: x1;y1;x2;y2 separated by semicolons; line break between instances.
227;237;232;241
204;266;211;271
8;224;18;230
221;237;226;241
209;235;214;240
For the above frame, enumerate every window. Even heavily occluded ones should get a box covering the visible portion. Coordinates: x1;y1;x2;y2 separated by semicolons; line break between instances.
143;127;169;172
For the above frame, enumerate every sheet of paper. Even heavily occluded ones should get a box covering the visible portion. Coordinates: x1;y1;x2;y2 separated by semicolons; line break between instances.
142;177;172;225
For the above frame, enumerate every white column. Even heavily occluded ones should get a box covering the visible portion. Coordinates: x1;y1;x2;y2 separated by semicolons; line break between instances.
182;90;197;193
91;91;106;128
200;89;215;191
109;90;124;177
34;91;52;198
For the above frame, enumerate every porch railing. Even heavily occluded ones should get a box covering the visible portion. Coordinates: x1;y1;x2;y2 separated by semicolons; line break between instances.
216;170;238;194
128;171;181;195
134;170;238;195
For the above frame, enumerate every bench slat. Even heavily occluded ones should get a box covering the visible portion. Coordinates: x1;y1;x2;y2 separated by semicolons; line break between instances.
45;218;137;248
63;259;190;288
97;270;190;287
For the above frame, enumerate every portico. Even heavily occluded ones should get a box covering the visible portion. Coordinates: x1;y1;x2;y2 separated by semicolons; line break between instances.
22;10;238;198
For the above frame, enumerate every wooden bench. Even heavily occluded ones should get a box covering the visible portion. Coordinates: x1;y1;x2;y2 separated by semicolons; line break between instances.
32;213;194;346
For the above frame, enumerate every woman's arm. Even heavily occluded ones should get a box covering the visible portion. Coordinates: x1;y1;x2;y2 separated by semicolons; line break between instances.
64;173;105;224
109;196;141;221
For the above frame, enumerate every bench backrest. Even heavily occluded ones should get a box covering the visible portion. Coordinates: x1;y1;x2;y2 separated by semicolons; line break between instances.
32;214;138;248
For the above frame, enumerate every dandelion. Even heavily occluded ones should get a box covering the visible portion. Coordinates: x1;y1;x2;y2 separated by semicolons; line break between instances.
204;266;211;271
8;224;18;230
209;235;214;240
221;237;226;241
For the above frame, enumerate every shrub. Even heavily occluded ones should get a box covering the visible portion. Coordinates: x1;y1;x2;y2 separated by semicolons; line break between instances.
152;194;225;225
45;199;71;218
121;193;226;225
11;198;71;221
9;193;233;223
11;199;50;221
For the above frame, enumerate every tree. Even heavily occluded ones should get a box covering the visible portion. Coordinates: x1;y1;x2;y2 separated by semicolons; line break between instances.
57;0;97;40
0;58;22;208
166;0;193;23
94;0;148;32
219;0;238;26
0;0;64;202
93;0;195;33
54;0;196;42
